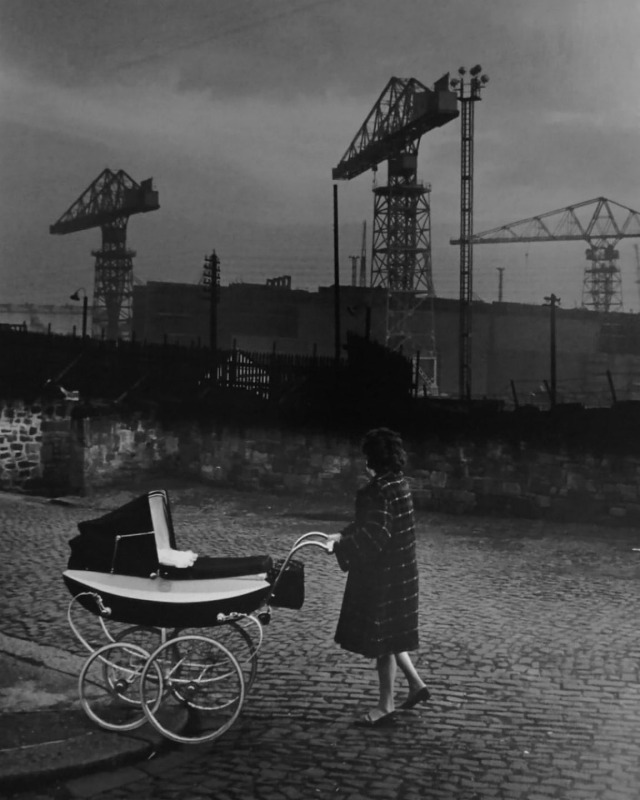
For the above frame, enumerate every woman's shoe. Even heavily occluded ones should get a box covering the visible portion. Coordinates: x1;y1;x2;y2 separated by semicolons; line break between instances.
353;710;397;727
400;686;431;710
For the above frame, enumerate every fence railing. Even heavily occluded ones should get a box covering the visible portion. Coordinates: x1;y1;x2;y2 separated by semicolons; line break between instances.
0;329;411;409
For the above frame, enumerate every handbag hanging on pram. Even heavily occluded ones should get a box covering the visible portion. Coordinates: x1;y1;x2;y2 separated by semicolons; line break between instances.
267;557;305;609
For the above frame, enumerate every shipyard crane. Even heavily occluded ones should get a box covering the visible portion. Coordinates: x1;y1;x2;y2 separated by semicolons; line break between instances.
455;197;640;313
50;169;159;339
332;74;458;391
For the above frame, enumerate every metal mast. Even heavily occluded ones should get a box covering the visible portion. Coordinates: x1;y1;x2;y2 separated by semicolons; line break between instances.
50;169;159;340
450;65;489;400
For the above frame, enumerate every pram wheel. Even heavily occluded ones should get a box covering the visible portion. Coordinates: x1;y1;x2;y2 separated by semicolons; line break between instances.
141;634;245;744
176;618;260;696
79;642;163;732
214;621;259;695
115;624;165;653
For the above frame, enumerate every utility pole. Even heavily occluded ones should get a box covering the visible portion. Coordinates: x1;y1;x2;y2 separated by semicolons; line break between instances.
497;267;505;302
450;65;489;401
333;184;341;364
203;249;220;358
634;244;640;310
544;293;560;406
359;220;367;287
70;288;89;340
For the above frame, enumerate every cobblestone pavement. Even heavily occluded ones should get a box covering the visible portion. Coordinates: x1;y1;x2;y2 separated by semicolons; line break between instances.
2;483;640;800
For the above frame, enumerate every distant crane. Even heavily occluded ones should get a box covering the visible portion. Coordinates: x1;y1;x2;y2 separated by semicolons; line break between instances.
50;169;159;339
456;197;640;313
332;73;458;392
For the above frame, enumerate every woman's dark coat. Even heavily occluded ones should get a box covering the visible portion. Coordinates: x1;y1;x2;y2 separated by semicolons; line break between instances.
333;472;419;658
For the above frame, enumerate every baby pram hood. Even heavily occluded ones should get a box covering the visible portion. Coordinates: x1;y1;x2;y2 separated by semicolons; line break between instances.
68;493;158;576
67;491;272;580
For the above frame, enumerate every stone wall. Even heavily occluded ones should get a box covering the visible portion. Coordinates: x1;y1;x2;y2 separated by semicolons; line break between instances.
0;402;44;491
72;415;640;524
404;442;640;524
0;400;80;495
2;400;640;525
79;415;362;503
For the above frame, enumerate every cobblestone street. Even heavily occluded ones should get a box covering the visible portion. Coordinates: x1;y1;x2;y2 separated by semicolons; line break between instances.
1;484;640;800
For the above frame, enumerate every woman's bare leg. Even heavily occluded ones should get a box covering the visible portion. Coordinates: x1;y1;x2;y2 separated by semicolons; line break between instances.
395;651;427;696
375;654;396;715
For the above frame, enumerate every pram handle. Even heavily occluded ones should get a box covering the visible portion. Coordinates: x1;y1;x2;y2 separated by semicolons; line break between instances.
290;532;334;557
269;532;334;601
292;531;333;552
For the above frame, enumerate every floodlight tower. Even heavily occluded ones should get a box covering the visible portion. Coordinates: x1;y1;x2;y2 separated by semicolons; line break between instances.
450;64;489;400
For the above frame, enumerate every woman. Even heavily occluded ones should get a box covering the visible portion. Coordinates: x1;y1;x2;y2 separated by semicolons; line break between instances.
328;427;430;727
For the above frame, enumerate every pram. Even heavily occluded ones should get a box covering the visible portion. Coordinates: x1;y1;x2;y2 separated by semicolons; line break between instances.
63;489;332;744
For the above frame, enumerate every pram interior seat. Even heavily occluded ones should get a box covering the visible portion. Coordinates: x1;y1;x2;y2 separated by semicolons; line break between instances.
63;489;274;627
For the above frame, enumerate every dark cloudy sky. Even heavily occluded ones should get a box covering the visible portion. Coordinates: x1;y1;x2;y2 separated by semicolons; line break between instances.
1;0;638;309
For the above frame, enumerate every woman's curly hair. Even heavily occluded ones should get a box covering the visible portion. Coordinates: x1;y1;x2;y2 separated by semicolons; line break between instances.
361;427;406;475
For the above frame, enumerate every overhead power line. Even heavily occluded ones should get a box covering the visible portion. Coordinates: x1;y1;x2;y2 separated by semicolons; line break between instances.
112;0;341;72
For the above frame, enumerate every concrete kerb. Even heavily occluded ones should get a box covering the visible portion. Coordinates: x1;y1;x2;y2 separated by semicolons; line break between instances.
0;632;180;791
0;631;87;678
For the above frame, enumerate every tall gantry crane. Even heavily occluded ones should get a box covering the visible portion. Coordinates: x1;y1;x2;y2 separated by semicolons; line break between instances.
50;169;159;340
332;74;458;391
460;197;640;312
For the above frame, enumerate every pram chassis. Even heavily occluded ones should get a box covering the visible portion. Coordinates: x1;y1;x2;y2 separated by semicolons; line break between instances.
66;531;332;745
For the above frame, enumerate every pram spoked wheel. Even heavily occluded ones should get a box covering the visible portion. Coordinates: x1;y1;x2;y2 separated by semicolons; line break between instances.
117;618;260;696
176;618;261;696
115;625;164;655
78;642;163;732
141;635;245;744
218;619;260;695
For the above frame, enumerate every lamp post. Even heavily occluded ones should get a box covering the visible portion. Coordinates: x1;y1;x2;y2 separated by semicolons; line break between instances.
450;65;489;401
70;288;89;340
